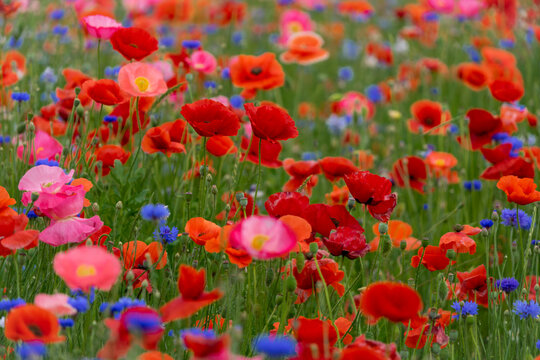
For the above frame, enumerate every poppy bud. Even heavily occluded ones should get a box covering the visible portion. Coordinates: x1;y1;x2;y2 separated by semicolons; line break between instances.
381;234;392;255
185;73;193;81
446;249;456;260
235;192;244;202
449;330;458;342
522;288;529;296
17;122;26;134
432;343;441;354
421;237;429;247
448;273;454;282
535;284;540;293
378;222;388;235
347;196;356;211
400;240;407;250
199;165;207;176
26;112;33;121
399;350;409;359
76;105;84;117
466;315;475;325
153;290;160;299
309;242;319;254
185;192;193;202
27;122;35;134
275;294;283;305
286;276;297;292
74;87;81;95
206;173;212;185
491;211;499;221
211;185;218;195
239;197;248;208
141;279;149;289
309;344;319;359
85;238;92;247
481;228;488;237
115;201;123;210
295;252;305;272
92;203;99;212
453;224;464;232
126;270;134;281
31;193;39;202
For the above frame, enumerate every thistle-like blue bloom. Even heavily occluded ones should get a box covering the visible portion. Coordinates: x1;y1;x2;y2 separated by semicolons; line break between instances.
59;318;75;328
338;67;354;82
501;208;532;230
513;300;540;319
11;92;30;102
366;85;383;103
496;278;519;293
253;335;297;358
473;180;482;190
52;25;68;36
480;219;493;228
0;298;25;311
104;115;118;123
154;225;179;244
35;159;59;167
50;9;65;20
102;297;146;318
463;45;480;63
221;67;230;79
536;339;540;350
68;296;89;313
16;341;46;360
141;204;170;221
125;311;162;332
230;95;244;109
160;36;175;48
204;81;217;89
326;114;350;135
232;31;243;45
451;301;478;319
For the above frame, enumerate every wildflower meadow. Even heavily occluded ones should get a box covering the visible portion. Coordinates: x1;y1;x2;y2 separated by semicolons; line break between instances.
0;0;539;359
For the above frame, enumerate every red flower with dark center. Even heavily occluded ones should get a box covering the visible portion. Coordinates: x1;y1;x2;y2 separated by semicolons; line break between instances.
82;79;129;106
293;258;345;304
206;136;237;157
240;136;282;168
456;62;490;90
463;108;502;150
302;204;362;238
360;282;423;324
344;171;391;205
343;335;400;360
5;305;65;343
454;264;489;307
480;143;535;180
110;27;159;61
391;156;428;193
439;225;480;255
181;99;240;137
322;226;369;259
265;191;310;218
244;103;298;143
229;53;285;99
319;157;357;182
408;100;450;134
160;265;223;322
411;245;450;271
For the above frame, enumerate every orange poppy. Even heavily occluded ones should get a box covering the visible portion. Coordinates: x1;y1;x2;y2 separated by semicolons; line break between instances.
496;175;540;205
1;50;26;86
370;220;420;251
456;62;490;90
408;100;450;135
185;217;221;247
425;151;459;183
141;120;187;157
229;53;285;99
122;241;167;270
439;225;481;255
94;145;131;176
280;31;329;65
279;215;312;253
138;351;174;360
523;147;540;169
5;305;65;343
0;186;16;217
325;185;349;206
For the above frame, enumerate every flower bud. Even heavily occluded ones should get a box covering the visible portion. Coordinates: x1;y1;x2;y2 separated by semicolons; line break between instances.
453;224;464;232
185;192;193;202
286;276;297;292
347;196;356;211
421;237;429;247
491;211;499;221
400;240;407;250
378;222;388;235
295;252;305;273
449;330;458;342
309;242;319;254
239;197;248;208
115;201;123;210
446;249;456;260
211;185;218;195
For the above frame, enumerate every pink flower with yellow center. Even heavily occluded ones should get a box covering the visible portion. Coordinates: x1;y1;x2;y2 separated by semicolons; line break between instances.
229;216;297;259
82;15;122;40
118;62;168;98
188;50;217;74
53;246;121;292
278;9;314;46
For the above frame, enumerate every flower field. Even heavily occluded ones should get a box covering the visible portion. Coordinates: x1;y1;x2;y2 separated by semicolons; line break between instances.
0;0;539;359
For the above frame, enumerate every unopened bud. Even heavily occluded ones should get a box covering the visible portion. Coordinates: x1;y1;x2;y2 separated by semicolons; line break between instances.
446;249;456;260
92;203;99;212
239;198;248;208
115;201;123;210
400;240;407;250
295;252;305;272
211;185;218;195
491;211;499;221
185;192;192;202
421;237;429;247
206;173;212;185
286;276;297;292
378;222;388;235
453;224;464;232
309;242;319;254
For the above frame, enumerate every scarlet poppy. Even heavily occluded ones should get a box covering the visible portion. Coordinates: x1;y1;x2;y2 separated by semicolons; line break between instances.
411;246;450;271
360;282;423;324
489;78;524;102
439;225;480;255
496;175;540;205
110;27;158;61
342;335;400;360
408;100;450;135
265;191;310;218
240;135;283;168
0;213;39;254
95;145;131;176
280;31;329;65
181;99;240;137
5;305;65;343
185;217;221;247
293;317;338;359
454;264;489;307
229;53;285;99
282;158;320;194
318;157;357;182
206;136;237;157
404;309;451;349
371;220;420;251
391;156;428;193
244;103;298;143
340;347;386;360
142;120;187;157
160;265;223;322
462;108;502;150
293;258;345;303
1;50;26;86
456;62;490;90
322;226;369;259
82;79;129;106
302;204;362;238
122;241;167;270
138;351;174;360
326;185;350;206
480;143;534;180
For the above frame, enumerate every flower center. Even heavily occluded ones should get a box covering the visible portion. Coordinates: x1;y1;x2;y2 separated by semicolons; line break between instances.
135;76;150;92
289;21;302;32
434;159;446;167
251;234;269;251
250;67;262;76
28;324;43;337
76;264;97;277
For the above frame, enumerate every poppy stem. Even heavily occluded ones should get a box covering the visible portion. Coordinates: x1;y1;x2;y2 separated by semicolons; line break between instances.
253;138;262;216
13;250;20;298
97;39;101;79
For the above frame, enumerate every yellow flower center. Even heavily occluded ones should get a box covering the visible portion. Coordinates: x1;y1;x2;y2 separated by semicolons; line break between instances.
135;76;150;92
434;159;446;167
251;234;270;251
289;22;302;32
76;264;97;277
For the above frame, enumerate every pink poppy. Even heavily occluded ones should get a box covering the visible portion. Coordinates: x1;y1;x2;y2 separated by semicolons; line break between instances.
229;216;297;259
188;50;217;74
278;9;314;46
82;15;122;40
18;165;74;206
151;61;175;82
427;0;454;14
34;185;103;246
53;246;121;292
16;131;63;164
34;294;76;316
118;62;168;97
457;0;485;18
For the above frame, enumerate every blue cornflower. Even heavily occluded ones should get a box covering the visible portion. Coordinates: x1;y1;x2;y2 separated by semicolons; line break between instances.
154;225;179;244
125;311;162;332
423;12;439;22
40;67;57;84
532;240;540;246
105;297;146;318
499;39;514;49
536;339;540;350
221;67;230;80
50;9;65;20
513;300;540;319
338;66;354;82
11;92;30;102
342;39;361;60
326;114;350;134
501;208;532;230
35;159;59;167
463;45;481;63
473;180;482;190
232;31;243;45
230;95;244;109
0;298;25;311
59;318;75;328
301;152;319;161
480;219;493;228
204;81;217;89
449;124;459;134
463;181;472;191
253;335;297;358
496;278;519;293
52;25;68;36
104;115;118;123
26;210;37;219
526;28;535;46
182;40;200;49
8;36;23;48
104;66;120;78
451;301;478;319
15;341;46;360
180;328;217;341
204;25;218;35
366;85;382;103
160;36;175;48
141;204;170;221
68;296;89;313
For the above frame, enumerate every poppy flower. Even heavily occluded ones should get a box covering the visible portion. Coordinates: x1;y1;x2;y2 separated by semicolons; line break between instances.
0;213;39;254
391;156;428;193
240;135;283;168
82;79;129;106
187;50;217;74
95;145;131;176
280;31;329;65
160;265;223;322
322;226;369;259
293;258;345;303
1;50;26;86
282;158;320;194
480;144;534;180
118;62;167;98
489;78;524;102
265;191;310;218
293;317;338;359
411;246;450;271
359;282;423;324
4;304;65;343
404;309;451;349
0;186;15;217
408;100;450;135
34;293;76;317
319;157;357;182
142;120;187;157
326;185;350;206
181;329;239;360
185;217;221;247
523;147;540;170
229;215;297;259
302;204;362;238
229;53;285;99
439;225;480;255
496;175;540;205
53;246;121;292
110;27;158;61
453;264;489;307
181;99;240;137
206;136;237;157
370;220;420;251
244;103;298;143
456;62;490;90
122;241;167;270
342;335;400;360
425;152;459;183
82;15;122;39
461;108;502;150
138;352;174;360
17;130;63;165
340;346;386;360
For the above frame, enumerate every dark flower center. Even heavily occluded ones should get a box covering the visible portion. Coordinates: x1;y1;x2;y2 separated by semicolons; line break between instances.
28;324;43;337
250;67;262;76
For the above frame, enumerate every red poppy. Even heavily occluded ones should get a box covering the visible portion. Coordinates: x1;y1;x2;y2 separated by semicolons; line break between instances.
439;225;481;255
496;175;540;205
342;335;400;360
404;309;451;349
95;145;131;176
489;78;524;102
411;246;450;271
209;1;246;25
160;265;223;322
185;217;221;247
293;258;345;303
110;96;154;144
453;264;489;307
78;225;112;248
240;135;282;168
182;330;229;359
229;53;285;99
181;99;240;137
265;191;310;218
110;27;158;61
142;120;187;157
391;156;428;193
244;103;298;143
0;213;39;254
302;204;362;238
525;276;538;301
122;241;167;270
408;100;450;135
5;305;65;343
480;144;534;180
322;226;369;259
456;62;490;90
318;157;357;182
360;282;422;324
282;158;320;194
1;50;26;86
82;79;129;106
293;317;338;359
217;192;258;220
206;136;237;157
461;108;502;150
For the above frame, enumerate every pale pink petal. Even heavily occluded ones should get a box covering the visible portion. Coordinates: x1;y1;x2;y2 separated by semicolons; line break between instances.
39;216;103;246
